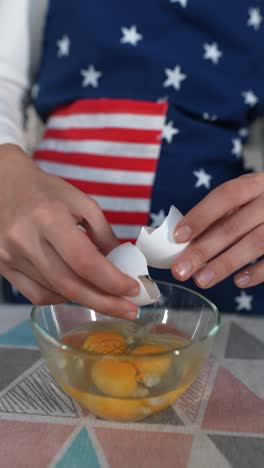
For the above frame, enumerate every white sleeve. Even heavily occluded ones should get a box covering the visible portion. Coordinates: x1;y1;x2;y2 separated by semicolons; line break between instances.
0;0;48;150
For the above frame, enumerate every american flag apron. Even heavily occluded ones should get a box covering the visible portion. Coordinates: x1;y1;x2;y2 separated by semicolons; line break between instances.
22;0;264;314
33;99;167;243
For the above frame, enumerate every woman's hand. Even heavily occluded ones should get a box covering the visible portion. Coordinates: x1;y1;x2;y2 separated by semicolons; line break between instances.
0;144;139;318
172;173;264;289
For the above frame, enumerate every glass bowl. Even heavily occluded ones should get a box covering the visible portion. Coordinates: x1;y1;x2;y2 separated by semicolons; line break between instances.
31;282;220;422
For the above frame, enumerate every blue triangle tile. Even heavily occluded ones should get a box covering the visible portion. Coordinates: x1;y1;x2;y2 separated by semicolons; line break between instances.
56;427;101;468
0;320;37;347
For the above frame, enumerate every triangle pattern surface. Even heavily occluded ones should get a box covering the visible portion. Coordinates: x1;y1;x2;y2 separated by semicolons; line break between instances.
0;348;40;392
0;363;79;418
143;405;183;425
0;320;37;347
56;427;101;468
176;356;214;423
95;427;192;468
202;366;264;433
0;420;74;468
209;434;264;468
225;322;264;359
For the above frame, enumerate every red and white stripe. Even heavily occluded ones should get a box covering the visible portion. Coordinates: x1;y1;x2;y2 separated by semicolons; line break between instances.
33;99;167;242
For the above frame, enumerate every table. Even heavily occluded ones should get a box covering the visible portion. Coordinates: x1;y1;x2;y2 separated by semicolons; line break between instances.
0;305;263;468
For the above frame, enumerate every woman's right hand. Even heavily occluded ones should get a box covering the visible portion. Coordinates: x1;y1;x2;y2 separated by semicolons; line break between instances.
0;144;139;319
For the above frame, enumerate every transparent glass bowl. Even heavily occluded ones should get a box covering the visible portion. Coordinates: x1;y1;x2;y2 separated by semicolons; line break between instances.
31;282;220;422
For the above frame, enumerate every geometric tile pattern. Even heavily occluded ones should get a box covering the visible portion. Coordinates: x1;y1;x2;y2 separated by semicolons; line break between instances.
188;434;232;468
176;356;214;423
0;420;75;468
208;435;264;468
0;363;80;418
225;322;264;359
0;319;37;347
0;347;40;392
0;308;264;468
143;406;183;425
202;366;264;434
94;428;193;468
56;427;101;468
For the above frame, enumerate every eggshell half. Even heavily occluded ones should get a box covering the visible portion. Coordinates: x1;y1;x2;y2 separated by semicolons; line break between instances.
136;205;189;268
107;243;160;306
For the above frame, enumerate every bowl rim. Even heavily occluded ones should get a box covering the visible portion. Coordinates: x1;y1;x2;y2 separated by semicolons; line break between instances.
31;281;221;359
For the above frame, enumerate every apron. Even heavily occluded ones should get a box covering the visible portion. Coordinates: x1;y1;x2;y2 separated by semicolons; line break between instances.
31;0;264;313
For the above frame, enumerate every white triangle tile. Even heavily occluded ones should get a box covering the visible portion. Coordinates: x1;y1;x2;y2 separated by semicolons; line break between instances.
188;434;232;468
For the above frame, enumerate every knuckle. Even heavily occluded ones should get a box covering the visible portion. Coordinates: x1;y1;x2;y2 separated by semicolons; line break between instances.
32;200;64;224
6;224;24;250
191;246;208;268
217;256;235;277
252;261;264;282
251;224;264;249
86;196;100;212
241;172;264;187
222;180;244;203
0;247;12;264
96;298;118;316
75;252;96;277
56;279;77;300
29;289;47;306
222;216;241;238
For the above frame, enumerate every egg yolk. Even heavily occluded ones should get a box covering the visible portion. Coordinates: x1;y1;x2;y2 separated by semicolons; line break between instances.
82;331;127;355
131;344;171;387
64;384;147;421
87;394;150;421
92;358;138;397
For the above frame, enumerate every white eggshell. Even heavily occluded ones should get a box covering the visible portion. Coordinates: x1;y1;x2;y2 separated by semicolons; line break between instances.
136;205;189;269
107;243;160;306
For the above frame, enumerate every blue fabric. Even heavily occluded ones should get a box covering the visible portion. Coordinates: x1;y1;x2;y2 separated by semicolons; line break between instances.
31;0;264;314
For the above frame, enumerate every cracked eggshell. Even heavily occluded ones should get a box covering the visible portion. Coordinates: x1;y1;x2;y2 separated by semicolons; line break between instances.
136;205;189;269
106;243;160;306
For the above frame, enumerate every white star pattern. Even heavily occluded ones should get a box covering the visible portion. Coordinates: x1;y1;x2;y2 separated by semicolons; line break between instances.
247;7;263;31
232;138;242;158
239;127;249;138
170;0;188;7
150;209;166;228
242;90;259;107
162;121;179;143
203;112;218;121
193;168;212;189
31;84;39;99
235;290;253;311
81;65;102;88
11;284;19;296
203;42;223;64
157;96;168;103
163;65;187;91
120;25;143;46
57;35;70;57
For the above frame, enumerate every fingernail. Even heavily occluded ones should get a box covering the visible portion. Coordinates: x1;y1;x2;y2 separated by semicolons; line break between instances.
174;259;193;278
175;225;192;243
125;311;137;320
127;287;140;297
196;269;215;287
235;272;250;287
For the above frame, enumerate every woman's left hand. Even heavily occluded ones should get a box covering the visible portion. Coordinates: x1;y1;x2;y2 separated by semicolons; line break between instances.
172;173;264;289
